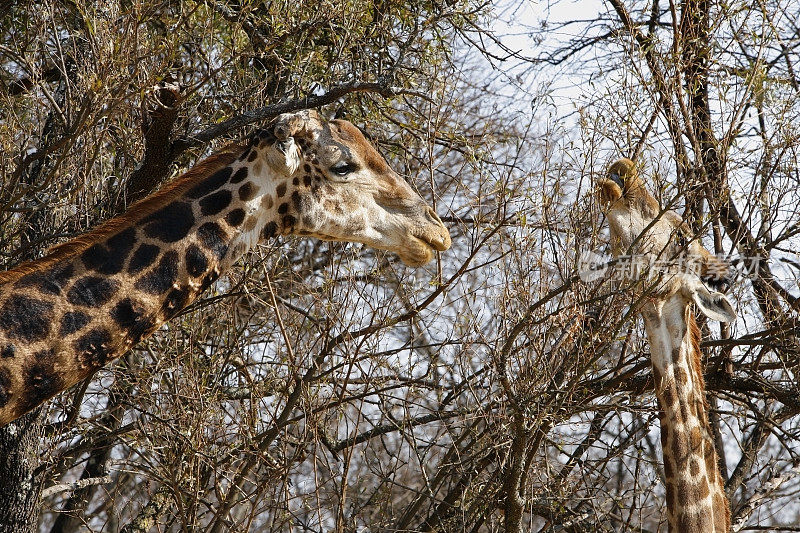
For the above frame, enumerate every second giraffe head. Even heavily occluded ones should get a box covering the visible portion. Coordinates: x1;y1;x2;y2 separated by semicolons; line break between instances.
597;158;736;323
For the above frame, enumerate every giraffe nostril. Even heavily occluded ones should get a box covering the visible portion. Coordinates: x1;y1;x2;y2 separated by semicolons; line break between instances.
426;206;444;226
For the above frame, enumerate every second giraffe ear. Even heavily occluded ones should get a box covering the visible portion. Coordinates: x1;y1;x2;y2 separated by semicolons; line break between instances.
690;281;736;323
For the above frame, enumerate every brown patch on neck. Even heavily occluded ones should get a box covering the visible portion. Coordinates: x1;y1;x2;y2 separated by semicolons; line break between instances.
0;143;245;284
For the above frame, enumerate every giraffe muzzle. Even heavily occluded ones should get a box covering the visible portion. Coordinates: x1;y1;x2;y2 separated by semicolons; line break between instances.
402;209;450;266
412;232;449;253
418;207;451;251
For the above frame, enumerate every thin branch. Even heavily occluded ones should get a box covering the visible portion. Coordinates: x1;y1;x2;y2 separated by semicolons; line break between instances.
171;81;434;155
41;476;111;499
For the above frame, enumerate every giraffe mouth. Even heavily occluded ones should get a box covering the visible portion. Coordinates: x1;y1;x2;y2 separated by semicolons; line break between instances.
306;232;440;266
398;232;450;267
597;178;623;206
410;207;451;253
411;233;449;253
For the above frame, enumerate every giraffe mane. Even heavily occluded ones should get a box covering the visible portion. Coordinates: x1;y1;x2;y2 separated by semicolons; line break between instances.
687;310;707;403
0;143;245;285
687;306;732;528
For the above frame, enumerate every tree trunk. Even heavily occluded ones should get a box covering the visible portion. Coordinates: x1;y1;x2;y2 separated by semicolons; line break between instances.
0;35;75;532
0;411;45;533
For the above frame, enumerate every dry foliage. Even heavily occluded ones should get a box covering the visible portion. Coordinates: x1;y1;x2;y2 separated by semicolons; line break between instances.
0;0;799;531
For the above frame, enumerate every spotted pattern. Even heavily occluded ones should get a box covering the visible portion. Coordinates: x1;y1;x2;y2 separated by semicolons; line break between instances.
1;344;14;359
200;190;233;216
16;264;75;296
291;190;304;211
187;166;232;199
0;295;54;342
239;182;258;201
0;111;446;427
0;367;11;408
75;327;112;368
135;251;179;295
185;245;209;278
128;244;160;274
110;298;152;344
262;221;278;240
197;222;228;261
23;349;61;410
60;311;91;335
67;277;120;307
230;167;248;184
82;228;136;275
648;313;730;532
111;298;143;330
225;208;245;227
142;201;195;243
163;287;191;319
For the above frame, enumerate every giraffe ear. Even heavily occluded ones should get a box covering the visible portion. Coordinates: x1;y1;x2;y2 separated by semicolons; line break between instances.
690;282;736;323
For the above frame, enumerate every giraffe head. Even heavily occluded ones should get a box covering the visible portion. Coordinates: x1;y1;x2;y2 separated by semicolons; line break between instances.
249;109;451;266
597;158;736;323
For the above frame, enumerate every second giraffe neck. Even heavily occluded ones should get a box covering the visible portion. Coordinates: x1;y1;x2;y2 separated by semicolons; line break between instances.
640;299;730;532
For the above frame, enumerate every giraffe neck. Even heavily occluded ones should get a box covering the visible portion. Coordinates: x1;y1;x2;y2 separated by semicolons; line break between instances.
0;137;293;426
640;298;730;532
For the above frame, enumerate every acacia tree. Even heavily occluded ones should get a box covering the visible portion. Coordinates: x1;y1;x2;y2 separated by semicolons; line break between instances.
0;1;501;531
513;0;800;529
2;0;800;532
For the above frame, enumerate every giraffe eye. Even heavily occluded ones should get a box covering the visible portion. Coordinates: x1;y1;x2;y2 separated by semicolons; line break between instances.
331;162;357;177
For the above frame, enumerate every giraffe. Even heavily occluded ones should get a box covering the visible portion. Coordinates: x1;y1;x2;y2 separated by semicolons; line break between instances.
597;158;735;532
0;109;451;427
